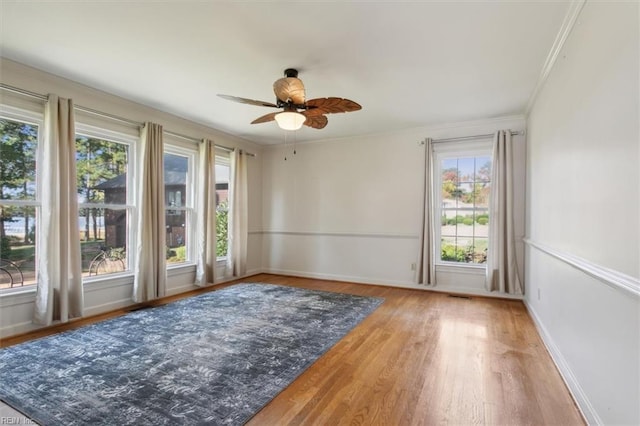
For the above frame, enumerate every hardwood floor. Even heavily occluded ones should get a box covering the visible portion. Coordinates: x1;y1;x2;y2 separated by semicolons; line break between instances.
245;275;584;425
1;274;584;425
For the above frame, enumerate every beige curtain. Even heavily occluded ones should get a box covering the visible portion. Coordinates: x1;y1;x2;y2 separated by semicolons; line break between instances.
227;149;248;277
34;95;84;325
194;139;216;286
486;130;523;294
417;138;436;285
133;122;166;302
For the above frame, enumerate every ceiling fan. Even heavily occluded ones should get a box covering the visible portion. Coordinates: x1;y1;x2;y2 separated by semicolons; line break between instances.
218;68;362;131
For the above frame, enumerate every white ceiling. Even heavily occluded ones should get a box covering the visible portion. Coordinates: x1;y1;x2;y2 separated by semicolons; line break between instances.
0;1;570;145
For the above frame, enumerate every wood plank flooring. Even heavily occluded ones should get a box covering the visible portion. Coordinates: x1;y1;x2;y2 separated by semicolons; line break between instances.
1;274;584;425
245;275;584;425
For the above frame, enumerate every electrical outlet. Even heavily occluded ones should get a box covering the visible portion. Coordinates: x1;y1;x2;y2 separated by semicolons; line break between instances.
410;263;416;271
537;288;541;301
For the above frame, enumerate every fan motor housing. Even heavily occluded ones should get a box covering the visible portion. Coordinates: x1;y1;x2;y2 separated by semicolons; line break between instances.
284;68;299;78
273;69;306;105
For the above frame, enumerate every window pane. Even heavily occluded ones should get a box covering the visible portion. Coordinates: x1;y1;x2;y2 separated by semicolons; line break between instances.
216;162;229;259
1;117;39;289
457;213;475;237
439;154;491;265
76;136;129;205
164;153;189;264
80;208;128;278
475;157;492;182
473;238;488;264
441;237;466;263
474;182;491;208
0;119;38;201
166;211;187;263
76;136;130;279
457;157;475;182
441;161;459;206
0;206;36;288
474;211;489;238
76;135;129;277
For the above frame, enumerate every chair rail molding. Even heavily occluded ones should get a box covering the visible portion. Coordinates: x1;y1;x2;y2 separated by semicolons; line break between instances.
524;238;640;298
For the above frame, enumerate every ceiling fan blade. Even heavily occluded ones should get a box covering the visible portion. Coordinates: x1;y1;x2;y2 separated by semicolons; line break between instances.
218;94;279;108
301;107;326;117
251;112;278;124
305;97;362;114
303;114;328;129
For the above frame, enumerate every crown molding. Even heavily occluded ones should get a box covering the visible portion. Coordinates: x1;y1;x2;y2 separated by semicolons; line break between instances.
525;0;587;115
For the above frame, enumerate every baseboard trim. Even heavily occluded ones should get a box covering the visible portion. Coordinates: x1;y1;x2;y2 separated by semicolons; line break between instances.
1;301;136;340
260;230;419;239
0;320;38;340
212;269;264;284
166;284;200;296
83;298;134;318
428;284;523;300
263;268;524;300
524;238;640;298
524;300;599;425
263;268;419;289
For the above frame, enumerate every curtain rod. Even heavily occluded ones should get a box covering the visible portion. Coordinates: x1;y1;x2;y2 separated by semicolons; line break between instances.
1;83;47;101
164;130;255;157
1;83;256;157
430;130;524;144
1;83;140;125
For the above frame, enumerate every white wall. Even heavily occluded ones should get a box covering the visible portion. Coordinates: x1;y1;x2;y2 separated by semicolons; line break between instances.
261;116;526;295
261;129;423;287
0;58;264;338
525;2;640;424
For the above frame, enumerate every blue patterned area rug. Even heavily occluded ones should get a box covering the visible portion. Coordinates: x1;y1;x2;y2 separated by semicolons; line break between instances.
0;283;383;425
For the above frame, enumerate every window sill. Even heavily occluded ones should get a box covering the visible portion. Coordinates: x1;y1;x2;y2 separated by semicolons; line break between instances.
167;261;196;270
83;271;133;284
0;285;36;300
167;262;196;279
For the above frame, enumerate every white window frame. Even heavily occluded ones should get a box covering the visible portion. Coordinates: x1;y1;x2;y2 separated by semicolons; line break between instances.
75;123;137;282
163;143;197;268
0;105;44;293
433;139;493;269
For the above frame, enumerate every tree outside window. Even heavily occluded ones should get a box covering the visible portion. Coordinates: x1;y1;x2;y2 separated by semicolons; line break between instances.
76;135;129;277
0;117;39;288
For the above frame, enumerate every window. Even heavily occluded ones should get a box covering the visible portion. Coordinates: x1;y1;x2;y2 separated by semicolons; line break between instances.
2;99;213;291
164;147;195;265
215;154;230;260
0;112;41;289
436;145;492;265
75;128;133;279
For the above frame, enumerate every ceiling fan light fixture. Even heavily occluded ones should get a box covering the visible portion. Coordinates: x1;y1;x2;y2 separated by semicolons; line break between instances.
275;111;306;131
218;68;361;131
